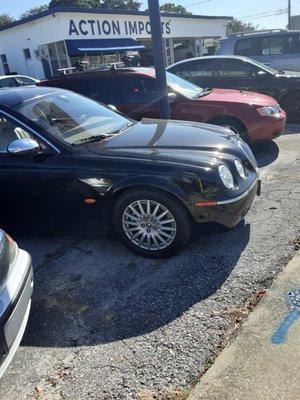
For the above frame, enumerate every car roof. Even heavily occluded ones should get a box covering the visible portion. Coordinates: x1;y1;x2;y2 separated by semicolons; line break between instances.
42;67;156;83
228;29;300;39
0;86;67;108
0;75;37;80
167;55;253;69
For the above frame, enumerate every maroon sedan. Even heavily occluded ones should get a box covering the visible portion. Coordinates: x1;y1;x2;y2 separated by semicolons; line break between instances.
38;67;286;142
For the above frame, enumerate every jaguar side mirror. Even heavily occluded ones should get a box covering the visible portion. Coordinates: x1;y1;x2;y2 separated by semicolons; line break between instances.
7;138;40;156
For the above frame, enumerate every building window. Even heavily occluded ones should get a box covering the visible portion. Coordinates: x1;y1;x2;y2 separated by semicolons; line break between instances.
23;48;32;59
1;54;10;75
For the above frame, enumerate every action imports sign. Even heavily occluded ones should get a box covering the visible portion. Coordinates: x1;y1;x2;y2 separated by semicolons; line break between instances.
69;18;171;37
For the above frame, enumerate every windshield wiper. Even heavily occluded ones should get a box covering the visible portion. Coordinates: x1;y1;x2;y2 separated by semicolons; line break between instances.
195;88;212;99
72;134;109;146
110;122;135;135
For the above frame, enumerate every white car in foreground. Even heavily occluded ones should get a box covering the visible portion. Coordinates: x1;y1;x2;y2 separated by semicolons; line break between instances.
0;230;33;378
0;75;38;88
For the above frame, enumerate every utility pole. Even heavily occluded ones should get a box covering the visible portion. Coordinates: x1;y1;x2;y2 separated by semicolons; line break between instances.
148;0;170;119
288;0;291;29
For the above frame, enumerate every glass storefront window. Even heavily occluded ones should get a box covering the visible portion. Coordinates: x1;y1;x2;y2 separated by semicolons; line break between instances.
173;38;196;63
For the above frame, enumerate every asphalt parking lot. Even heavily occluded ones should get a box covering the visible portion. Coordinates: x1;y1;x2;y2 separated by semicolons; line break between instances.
1;126;300;400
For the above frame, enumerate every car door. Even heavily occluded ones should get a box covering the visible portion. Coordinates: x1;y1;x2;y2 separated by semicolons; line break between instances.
260;34;300;72
0;110;75;211
213;58;277;96
117;75;160;120
168;59;217;89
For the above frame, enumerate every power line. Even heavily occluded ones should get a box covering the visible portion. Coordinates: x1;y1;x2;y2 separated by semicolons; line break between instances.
238;8;287;19
240;9;287;21
234;0;286;17
185;0;213;6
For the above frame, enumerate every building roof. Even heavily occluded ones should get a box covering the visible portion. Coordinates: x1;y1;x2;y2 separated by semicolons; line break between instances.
0;7;233;33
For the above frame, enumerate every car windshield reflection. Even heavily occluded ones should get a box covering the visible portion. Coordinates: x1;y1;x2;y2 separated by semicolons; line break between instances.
166;72;204;98
12;90;132;145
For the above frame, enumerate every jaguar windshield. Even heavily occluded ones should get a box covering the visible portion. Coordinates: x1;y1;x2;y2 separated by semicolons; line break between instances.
12;90;133;145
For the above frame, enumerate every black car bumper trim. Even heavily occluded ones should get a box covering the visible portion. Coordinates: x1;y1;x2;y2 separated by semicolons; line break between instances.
217;179;259;205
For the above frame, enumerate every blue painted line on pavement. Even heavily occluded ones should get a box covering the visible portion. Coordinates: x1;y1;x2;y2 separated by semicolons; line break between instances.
271;310;300;345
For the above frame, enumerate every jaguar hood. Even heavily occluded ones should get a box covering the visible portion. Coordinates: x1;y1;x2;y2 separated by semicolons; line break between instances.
84;119;256;169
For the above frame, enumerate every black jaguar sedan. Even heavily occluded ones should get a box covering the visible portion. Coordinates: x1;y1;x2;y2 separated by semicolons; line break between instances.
0;87;259;257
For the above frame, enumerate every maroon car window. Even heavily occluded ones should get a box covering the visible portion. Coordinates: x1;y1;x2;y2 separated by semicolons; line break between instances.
61;77;121;104
119;77;159;104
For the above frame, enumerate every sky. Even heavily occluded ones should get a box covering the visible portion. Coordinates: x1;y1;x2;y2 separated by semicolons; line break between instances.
1;0;300;29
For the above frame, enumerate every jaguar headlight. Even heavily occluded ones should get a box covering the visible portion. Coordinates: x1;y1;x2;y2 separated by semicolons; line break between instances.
235;160;246;180
218;165;234;189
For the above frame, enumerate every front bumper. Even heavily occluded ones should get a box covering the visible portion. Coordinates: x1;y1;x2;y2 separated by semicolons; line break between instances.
248;112;286;142
0;250;33;378
192;179;259;228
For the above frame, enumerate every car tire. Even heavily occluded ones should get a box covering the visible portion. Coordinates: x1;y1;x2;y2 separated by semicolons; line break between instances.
211;117;248;141
112;189;191;258
281;92;300;122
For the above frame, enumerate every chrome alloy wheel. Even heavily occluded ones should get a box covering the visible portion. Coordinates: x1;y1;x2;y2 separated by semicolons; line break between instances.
122;200;177;251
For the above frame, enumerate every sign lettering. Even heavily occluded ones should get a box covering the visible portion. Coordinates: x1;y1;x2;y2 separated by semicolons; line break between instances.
68;19;171;37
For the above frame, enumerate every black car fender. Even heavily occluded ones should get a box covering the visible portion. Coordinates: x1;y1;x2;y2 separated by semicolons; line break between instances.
108;175;190;204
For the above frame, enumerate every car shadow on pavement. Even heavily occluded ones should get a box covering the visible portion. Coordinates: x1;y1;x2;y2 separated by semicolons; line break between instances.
17;217;251;348
250;140;279;168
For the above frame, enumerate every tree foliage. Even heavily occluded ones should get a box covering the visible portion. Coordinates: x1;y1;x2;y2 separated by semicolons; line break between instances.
49;0;142;9
0;13;14;27
227;18;258;34
160;3;192;15
20;5;49;19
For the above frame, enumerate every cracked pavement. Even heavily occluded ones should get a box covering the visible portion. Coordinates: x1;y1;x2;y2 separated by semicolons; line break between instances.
0;127;299;400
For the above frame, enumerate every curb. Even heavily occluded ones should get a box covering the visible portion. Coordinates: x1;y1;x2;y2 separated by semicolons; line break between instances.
188;253;300;400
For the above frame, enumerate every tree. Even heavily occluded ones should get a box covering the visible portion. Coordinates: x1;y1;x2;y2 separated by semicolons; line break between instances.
0;13;14;28
160;3;192;15
227;19;258;34
49;0;142;9
20;5;49;19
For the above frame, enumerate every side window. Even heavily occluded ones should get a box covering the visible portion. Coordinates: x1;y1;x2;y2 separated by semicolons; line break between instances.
0;78;18;88
171;60;215;80
119;77;159;104
216;59;259;78
263;34;300;55
0;115;33;152
62;78;121;104
234;38;262;56
15;77;36;86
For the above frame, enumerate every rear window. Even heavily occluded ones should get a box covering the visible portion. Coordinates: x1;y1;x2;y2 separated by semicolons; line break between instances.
55;77;121;104
234;37;262;56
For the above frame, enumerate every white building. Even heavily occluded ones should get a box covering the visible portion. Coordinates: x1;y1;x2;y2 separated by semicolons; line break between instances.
0;7;232;79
